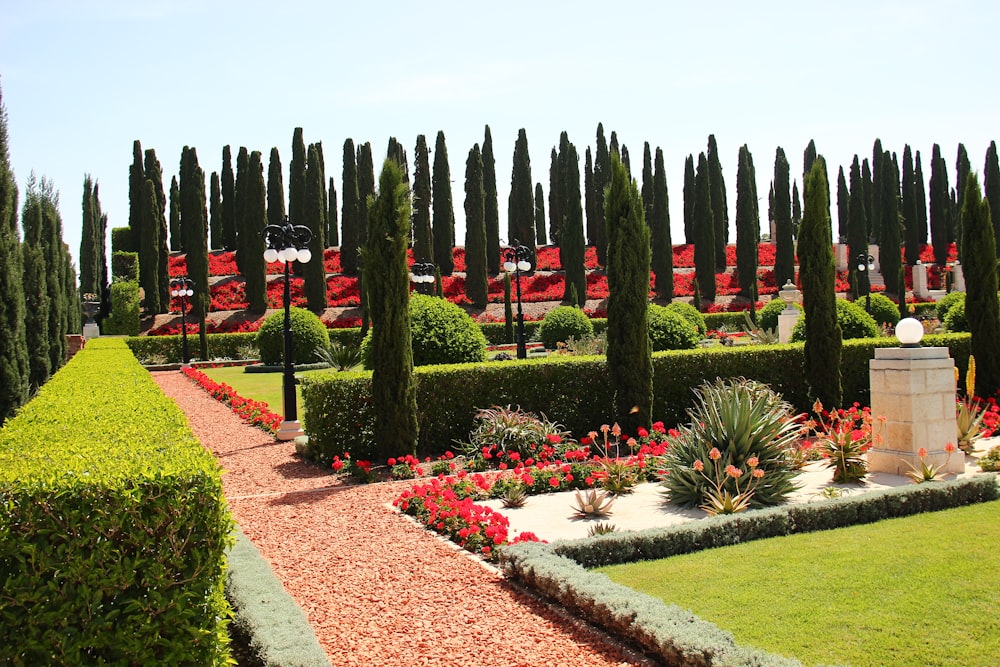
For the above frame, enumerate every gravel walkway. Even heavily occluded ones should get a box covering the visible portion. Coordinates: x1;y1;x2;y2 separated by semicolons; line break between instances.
152;370;653;667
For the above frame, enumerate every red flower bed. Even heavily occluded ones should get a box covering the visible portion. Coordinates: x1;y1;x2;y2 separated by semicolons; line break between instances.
182;365;282;434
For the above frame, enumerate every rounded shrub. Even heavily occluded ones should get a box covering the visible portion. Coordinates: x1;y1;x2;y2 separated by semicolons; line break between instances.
791;298;878;342
863;293;901;328
648;304;700;351
663;301;706;336
362;294;487;368
935;291;965;323
537;305;594;349
757;297;802;332
944;299;968;332
256;307;330;365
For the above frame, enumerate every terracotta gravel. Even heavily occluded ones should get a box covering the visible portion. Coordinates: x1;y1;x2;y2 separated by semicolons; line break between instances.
153;371;654;667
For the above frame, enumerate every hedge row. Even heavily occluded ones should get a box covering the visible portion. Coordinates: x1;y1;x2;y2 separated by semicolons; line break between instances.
300;333;971;463
498;476;998;667
125;328;363;364
0;338;234;666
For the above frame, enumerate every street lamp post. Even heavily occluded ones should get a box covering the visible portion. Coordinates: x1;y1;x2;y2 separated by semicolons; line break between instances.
856;253;875;314
170;277;194;366
409;262;436;295
262;216;313;441
502;239;532;359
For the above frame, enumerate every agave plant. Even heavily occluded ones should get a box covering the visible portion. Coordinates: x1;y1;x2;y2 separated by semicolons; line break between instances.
661;377;804;508
314;341;363;371
571;489;615;518
587;522;617;537
956;398;986;455
741;310;780;344
501;484;528;509
458;405;570;461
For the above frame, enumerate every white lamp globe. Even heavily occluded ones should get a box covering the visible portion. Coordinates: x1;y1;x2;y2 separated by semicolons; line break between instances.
185;289;194;297
264;248;279;263
283;247;298;263
857;262;866;272
503;261;516;272
896;317;924;347
517;260;531;272
296;247;312;264
171;289;179;297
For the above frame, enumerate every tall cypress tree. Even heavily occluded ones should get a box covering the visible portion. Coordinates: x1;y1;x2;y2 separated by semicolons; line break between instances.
233;146;250;274
651;146;673;301
836;166;849;243
363;158;417;459
508;128;535;267
847;156;869;299
340;138;360;275
267;147;285;229
871;139;884;244
584;147;595;246
861;158;874;242
984;141;1000;256
357;142;375;248
289;128;306;227
548;147;561;247
143;149;169;311
803;140;817;178
902;145;920;265
879;151;902;303
482;125;500;273
94;183;108;306
244;151;268;314
128;140;143;252
593;123;610;265
209;171;221;250
139;179;161;313
791;180;801;239
915;151;928;252
773;147;794;287
168;175;181;252
605;153;652;435
21;184;50;389
38;179;66;371
559;137;586;307
411;134;433;263
303;143;328;312
79;176;99;297
432;131;455;275
735;144;759;300
707;134;729;270
693;152;716;304
0;84;29;422
327;177;339;248
799;158;842;408
386;137;409;186
221;145;236;250
179;147;210;324
683;154;695;244
962;173;1000;397
464;144;488;309
955;143;971;253
534;182;547;246
929;144;951;266
641;142;654;224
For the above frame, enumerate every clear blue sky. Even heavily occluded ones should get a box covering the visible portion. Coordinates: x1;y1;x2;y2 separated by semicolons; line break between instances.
2;0;997;268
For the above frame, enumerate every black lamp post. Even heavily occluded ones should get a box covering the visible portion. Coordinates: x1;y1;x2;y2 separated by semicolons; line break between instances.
409;262;436;295
502;239;532;359
856;253;874;314
262;217;313;441
170;277;194;366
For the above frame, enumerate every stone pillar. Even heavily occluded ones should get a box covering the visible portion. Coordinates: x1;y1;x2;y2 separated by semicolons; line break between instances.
868;346;964;475
834;243;847;271
912;262;929;299
952;261;966;292
83;322;100;339
777;280;800;344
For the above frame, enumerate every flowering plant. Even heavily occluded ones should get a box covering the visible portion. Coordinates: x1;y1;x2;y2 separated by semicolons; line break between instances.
904;443;957;483
182;366;282;435
806;400;884;483
692;448;767;515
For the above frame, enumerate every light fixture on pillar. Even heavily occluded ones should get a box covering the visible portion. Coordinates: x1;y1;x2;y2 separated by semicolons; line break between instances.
409;262;436;294
169;277;195;366
895;317;924;348
261;216;313;441
856;253;875;314
502;239;532;359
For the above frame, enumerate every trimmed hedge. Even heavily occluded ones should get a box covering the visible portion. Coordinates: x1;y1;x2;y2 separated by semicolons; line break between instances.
498;476;998;667
537;305;594;348
126;329;361;364
0;338;234;665
103;279;141;335
300;333;971;462
257;307;330;365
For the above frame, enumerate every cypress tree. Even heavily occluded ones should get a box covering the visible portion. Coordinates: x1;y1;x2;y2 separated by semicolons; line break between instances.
508;128;535;267
179;147;210;324
929;144;950;266
267;147;285;228
871;139;884;244
683;154;695;244
799;158;842;408
143;149;169;311
836;166;849;243
233;146;250;274
139;179;161;313
22;187;50;390
464;144;488;309
386;137;409;186
128;140;143;252
984;141;1000;256
861;158;874;241
962;173;1000;397
641;142;654;224
244;151;268;314
620;143;631;177
915;151;928;253
168;175;181;252
803;139;817;178
363;158;417;459
38;179;66;372
773;147;794;287
79;176;99;297
879;151;902;302
768;183;774;239
303;143;328;312
209;171;221;250
584;147;595;246
693;152;716;304
559;138;586;307
605;153;653;435
411;134;433;263
735;144;759;300
902;145;920;265
847;156;869;300
548;147;560;247
707;135;729;270
534;182;547;246
221;145;236;250
357;141;375;248
651;146;673;301
341;138;360;275
593;123;610;265
289;128;306;228
956;143;971;250
327;177;339;248
791;180;801;239
482;126;500;273
0;84;29;422
94;183;108;307
432;131;455;275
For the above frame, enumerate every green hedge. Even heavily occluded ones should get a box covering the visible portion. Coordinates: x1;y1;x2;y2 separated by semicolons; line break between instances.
0;338;234;665
125;329;362;364
498;476;998;667
300;333;971;462
103;279;141;336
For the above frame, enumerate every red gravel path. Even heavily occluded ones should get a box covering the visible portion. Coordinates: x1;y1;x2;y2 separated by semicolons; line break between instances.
152;370;653;667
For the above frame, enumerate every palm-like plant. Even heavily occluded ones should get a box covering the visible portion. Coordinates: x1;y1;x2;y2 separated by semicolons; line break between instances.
661;377;804;507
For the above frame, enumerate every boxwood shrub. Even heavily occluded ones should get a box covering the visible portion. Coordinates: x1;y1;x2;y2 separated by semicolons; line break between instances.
648;304;699;351
537;305;594;348
257;307;330;365
0;338;234;665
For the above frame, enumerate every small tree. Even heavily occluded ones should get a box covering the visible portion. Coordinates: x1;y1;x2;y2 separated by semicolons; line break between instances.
929;144;950;266
340;139;360;275
773;147;794;287
735;144;759;300
303;143;328;312
243;151;268;313
482;125;501;273
411;134;433;264
463;144;488;308
432;131;455;275
651;146;673;300
559;138;586;307
962;174;1000;397
508;128;535;267
707;135;728;271
693;152;716;304
221;145;236;250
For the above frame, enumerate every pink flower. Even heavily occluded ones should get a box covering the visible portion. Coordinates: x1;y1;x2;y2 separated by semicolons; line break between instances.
944;442;957;454
709;447;722;461
752;468;765;479
548;477;560;488
746;456;759;468
726;465;742;479
693;459;705;472
917;447;928;457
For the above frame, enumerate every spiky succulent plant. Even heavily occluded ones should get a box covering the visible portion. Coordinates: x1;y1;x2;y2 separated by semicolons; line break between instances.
571;489;615;517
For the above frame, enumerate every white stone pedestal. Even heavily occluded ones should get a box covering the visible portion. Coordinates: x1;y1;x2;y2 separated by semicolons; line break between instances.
834;243;847;271
276;419;305;441
868;346;964;475
953;263;966;292
912;263;929;299
83;322;100;340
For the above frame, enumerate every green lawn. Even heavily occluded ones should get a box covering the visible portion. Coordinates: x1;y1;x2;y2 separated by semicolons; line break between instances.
199;365;335;419
597;499;1000;667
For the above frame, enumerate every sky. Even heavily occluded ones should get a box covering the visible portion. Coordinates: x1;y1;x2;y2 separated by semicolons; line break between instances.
2;0;998;270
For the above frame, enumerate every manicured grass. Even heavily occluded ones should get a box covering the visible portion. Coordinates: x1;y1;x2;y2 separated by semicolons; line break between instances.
200;365;334;419
597;499;1000;667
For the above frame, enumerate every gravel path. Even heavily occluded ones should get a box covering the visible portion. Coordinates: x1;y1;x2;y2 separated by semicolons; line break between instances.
153;370;653;667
